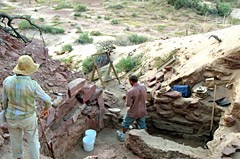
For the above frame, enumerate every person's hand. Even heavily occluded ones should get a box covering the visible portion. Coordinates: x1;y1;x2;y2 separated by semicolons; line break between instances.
41;110;49;119
126;107;130;112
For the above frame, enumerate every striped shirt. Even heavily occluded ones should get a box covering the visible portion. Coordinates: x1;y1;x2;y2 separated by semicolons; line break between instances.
126;83;147;119
2;75;52;120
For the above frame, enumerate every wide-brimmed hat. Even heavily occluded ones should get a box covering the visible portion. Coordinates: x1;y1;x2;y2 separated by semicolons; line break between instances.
13;55;39;75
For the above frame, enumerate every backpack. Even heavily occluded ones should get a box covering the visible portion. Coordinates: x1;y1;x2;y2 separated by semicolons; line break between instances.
172;85;191;98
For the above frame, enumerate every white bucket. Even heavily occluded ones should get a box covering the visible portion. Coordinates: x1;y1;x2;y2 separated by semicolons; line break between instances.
83;136;95;152
85;129;97;141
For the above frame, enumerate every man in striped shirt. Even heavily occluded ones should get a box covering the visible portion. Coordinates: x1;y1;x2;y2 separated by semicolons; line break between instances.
2;55;52;159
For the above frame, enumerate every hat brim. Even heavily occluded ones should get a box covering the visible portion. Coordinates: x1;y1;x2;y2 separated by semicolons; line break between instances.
13;63;39;75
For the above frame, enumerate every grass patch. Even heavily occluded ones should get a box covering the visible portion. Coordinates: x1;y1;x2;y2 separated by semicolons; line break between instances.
111;19;119;25
18;20;34;30
74;3;87;12
60;44;73;54
156;24;167;32
53;1;73;10
41;25;65;34
108;4;124;9
90;31;102;36
82;56;94;74
128;34;148;45
115;55;141;73
77;32;93;44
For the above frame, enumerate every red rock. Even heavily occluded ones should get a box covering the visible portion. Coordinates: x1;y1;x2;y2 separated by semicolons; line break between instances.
81;84;97;103
67;78;86;97
163;91;182;99
46;107;56;127
148;80;157;87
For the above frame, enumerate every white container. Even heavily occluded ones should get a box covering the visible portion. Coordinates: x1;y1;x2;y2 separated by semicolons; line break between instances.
85;129;97;141
83;136;95;152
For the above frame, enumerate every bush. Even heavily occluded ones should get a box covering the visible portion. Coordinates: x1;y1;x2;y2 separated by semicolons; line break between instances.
128;34;148;45
60;44;73;53
54;2;72;10
109;4;124;9
90;31;102;36
111;19;119;25
77;32;93;44
104;16;111;20
82;57;94;74
18;20;34;30
74;12;82;17
115;56;141;73
216;2;232;17
74;4;87;12
41;25;65;34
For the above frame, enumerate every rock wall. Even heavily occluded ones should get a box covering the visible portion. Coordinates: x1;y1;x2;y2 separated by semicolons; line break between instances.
0;30;106;158
146;89;223;143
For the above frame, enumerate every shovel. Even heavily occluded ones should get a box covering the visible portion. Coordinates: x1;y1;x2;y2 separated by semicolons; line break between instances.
209;85;217;140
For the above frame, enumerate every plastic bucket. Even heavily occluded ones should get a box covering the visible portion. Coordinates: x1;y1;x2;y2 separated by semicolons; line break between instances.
83;136;95;152
85;129;97;141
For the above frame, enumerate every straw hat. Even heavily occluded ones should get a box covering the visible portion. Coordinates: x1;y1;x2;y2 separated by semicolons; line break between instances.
13;55;39;75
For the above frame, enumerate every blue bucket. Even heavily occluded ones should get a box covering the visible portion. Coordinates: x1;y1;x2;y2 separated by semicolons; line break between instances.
83;136;95;152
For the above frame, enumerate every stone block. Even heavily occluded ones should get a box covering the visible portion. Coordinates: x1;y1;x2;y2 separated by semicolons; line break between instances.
126;129;208;159
80;84;97;103
231;102;240;119
154;96;172;104
172;107;188;115
89;88;103;102
67;78;86;97
153;119;193;134
156;107;175;118
46;107;56;127
156;71;164;81
185;113;202;123
148;80;157;87
163;91;182;99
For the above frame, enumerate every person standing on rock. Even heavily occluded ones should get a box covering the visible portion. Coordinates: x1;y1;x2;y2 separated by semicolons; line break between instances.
1;55;52;159
117;74;147;142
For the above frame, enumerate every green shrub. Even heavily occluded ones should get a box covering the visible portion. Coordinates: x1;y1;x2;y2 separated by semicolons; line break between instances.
77;32;93;44
90;31;102;36
131;13;137;17
60;44;73;53
216;2;232;17
74;4;87;12
115;56;141;73
82;57;94;74
128;34;148;44
54;2;72;10
18;20;34;30
109;4;124;9
75;27;83;33
104;16;111;20
111;19;119;24
74;12;82;17
41;25;65;34
39;17;45;22
115;35;131;46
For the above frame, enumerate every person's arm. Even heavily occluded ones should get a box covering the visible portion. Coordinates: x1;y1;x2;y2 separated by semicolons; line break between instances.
126;91;133;109
34;82;52;111
2;87;8;110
